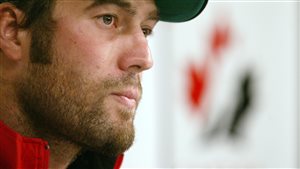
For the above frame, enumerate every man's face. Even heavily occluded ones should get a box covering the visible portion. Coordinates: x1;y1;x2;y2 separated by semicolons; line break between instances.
17;0;157;156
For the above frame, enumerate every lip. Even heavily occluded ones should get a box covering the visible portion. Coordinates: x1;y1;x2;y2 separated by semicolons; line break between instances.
111;89;139;109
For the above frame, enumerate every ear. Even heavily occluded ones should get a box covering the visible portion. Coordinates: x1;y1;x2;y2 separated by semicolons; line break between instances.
0;3;25;61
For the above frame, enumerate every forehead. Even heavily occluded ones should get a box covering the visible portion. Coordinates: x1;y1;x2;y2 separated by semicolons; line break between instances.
53;0;158;18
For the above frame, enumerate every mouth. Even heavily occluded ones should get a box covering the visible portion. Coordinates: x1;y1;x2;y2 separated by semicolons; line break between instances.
111;89;140;109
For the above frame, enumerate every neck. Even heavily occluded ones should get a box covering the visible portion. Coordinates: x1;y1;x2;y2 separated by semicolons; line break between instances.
47;138;81;169
0;86;82;169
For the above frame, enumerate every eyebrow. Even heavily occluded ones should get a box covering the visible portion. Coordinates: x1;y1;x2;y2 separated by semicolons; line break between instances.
86;0;136;16
85;0;159;21
147;9;159;21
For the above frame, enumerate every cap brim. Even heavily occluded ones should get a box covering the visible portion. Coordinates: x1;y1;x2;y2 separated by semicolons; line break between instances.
0;0;208;22
156;0;208;22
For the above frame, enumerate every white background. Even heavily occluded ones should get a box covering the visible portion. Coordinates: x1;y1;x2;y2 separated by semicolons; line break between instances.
122;1;300;168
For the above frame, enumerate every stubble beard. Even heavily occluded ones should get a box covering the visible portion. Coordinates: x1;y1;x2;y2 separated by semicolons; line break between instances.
15;27;140;157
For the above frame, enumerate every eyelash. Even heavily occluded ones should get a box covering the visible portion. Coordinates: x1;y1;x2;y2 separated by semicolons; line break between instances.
97;14;117;27
142;28;153;37
96;14;153;37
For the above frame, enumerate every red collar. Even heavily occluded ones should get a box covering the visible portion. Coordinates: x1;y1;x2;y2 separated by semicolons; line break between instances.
0;121;124;169
0;120;50;169
114;154;124;169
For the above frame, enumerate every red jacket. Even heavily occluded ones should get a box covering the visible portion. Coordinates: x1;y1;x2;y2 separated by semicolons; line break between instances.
0;121;123;169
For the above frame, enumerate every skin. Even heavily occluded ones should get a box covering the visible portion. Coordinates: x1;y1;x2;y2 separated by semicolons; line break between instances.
0;0;158;168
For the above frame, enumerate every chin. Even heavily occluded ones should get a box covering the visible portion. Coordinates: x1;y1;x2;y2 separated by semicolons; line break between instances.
90;124;135;156
77;111;136;157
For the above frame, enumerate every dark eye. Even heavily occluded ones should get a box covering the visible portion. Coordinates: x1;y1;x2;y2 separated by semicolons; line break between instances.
142;28;152;37
102;15;114;25
98;14;116;26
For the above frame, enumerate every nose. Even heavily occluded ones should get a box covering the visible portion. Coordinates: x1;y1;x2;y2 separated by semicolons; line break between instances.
117;31;153;73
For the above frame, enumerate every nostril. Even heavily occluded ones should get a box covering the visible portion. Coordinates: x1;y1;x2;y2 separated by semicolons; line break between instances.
127;55;153;72
127;65;142;73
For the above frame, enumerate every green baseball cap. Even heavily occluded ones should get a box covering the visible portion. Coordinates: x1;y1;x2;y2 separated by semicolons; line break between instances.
0;0;208;22
156;0;208;22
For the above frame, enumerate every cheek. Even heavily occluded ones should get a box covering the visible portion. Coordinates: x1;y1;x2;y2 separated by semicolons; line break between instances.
53;20;118;74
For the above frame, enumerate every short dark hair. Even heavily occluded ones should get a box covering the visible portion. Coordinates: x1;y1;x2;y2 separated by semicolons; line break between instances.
0;0;54;28
1;0;57;63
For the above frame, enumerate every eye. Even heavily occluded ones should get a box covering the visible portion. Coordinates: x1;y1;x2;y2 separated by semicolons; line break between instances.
142;28;153;37
102;15;113;25
97;14;117;27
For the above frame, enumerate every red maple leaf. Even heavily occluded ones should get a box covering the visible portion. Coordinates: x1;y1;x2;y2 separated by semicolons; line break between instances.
188;63;208;110
186;24;231;115
211;25;231;57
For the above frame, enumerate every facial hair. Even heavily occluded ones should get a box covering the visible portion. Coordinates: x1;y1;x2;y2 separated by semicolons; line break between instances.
15;28;140;157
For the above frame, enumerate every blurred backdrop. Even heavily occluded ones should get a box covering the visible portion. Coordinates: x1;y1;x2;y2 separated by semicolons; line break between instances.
122;0;300;168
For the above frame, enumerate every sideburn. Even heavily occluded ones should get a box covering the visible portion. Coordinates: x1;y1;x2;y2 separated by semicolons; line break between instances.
29;19;56;64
